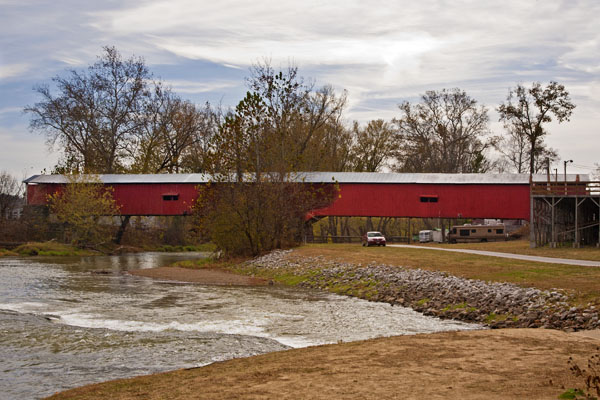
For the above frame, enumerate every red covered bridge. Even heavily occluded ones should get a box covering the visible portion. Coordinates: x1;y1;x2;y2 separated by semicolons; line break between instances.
22;172;568;221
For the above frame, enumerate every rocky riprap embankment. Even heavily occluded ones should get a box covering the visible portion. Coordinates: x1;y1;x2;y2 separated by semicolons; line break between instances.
246;250;600;331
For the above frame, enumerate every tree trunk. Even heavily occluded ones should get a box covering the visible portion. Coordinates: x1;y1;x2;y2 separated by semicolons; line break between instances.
114;215;131;244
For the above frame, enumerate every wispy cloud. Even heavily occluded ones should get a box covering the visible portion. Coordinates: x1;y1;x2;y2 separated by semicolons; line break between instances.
0;106;22;115
0;0;599;174
0;63;30;80
168;79;238;94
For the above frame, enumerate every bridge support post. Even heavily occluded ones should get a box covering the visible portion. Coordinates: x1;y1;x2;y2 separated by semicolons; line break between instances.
530;184;536;248
574;196;580;248
551;197;556;248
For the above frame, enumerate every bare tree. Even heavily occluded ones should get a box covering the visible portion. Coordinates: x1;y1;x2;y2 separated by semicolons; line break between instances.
26;46;155;173
497;81;575;176
246;63;347;174
592;163;600;180
394;88;493;173
180;102;220;173
350;119;400;172
0;171;22;220
129;85;216;174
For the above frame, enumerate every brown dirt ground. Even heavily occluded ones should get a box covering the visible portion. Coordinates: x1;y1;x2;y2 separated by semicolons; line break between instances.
48;328;600;400
129;266;271;286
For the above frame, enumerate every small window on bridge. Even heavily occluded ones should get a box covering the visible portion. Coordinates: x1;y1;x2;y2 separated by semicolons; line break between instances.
420;195;438;203
162;194;179;201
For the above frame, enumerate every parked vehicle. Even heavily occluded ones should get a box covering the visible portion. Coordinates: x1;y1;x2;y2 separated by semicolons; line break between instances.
362;231;386;247
419;230;433;243
419;230;445;243
448;224;507;243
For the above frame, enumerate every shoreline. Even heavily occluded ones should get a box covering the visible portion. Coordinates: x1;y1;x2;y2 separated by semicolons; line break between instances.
48;328;600;399
129;266;271;286
47;249;600;399
130;249;600;331
240;249;600;331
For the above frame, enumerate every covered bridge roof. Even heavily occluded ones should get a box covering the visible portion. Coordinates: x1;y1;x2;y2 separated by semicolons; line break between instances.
24;172;590;185
23;172;589;185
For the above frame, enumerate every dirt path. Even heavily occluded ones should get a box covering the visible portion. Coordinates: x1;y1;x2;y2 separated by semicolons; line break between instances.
49;328;600;399
388;244;600;267
129;266;271;286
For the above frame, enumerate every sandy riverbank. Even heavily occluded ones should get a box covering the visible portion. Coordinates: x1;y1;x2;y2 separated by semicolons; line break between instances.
48;328;600;399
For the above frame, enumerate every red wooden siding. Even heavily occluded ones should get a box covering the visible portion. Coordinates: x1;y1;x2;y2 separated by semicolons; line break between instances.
27;182;531;220
111;184;198;215
311;183;530;220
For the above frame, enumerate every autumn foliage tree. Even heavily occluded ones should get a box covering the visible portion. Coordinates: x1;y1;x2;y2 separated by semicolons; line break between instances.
196;64;341;256
48;175;120;247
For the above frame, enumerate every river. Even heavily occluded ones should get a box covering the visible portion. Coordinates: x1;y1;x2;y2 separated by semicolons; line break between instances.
0;253;481;399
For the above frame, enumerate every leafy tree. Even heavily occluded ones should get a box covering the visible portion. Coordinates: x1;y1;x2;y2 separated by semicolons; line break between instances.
394;88;494;173
48;175;120;247
197;63;342;256
497;81;575;176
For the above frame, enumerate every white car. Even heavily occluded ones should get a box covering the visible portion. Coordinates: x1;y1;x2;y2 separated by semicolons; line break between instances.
362;231;386;247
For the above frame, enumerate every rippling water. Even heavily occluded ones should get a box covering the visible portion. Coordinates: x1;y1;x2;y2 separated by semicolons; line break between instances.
0;253;481;399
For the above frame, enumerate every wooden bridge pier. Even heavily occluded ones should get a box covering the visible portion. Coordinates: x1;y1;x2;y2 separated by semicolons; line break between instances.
530;179;600;248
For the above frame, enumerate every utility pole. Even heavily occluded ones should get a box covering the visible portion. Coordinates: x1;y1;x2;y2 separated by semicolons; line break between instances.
564;159;573;195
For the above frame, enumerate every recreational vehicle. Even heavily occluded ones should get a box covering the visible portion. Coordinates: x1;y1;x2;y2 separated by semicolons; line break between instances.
448;224;507;243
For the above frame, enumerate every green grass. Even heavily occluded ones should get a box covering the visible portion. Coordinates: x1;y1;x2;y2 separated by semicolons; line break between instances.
558;388;588;399
484;313;518;323
0;248;18;257
12;242;96;257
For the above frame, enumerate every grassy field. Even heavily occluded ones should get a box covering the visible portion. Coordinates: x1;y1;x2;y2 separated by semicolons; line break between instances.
293;242;600;306
429;239;600;261
0;241;97;257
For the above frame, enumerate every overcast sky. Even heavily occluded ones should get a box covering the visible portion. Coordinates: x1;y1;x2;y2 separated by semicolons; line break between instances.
1;0;598;178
